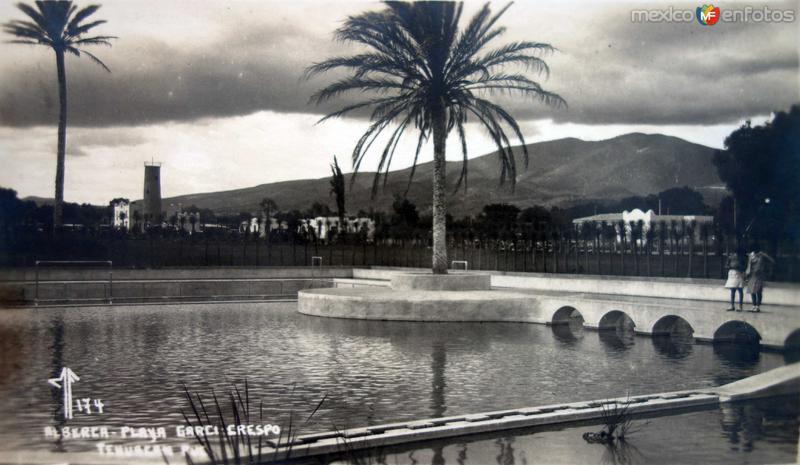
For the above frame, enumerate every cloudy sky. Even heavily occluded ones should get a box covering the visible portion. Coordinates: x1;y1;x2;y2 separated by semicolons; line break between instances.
0;0;798;204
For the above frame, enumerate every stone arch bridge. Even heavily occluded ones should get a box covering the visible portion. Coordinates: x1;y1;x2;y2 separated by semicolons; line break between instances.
299;268;800;350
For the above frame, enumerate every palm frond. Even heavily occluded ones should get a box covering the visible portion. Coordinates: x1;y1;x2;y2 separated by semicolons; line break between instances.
453;113;470;193
78;48;110;72
66;19;106;38
5;39;40;45
310;77;408;105
71;35;115;46
404;127;429;196
5;1;114;68
372;115;412;196
67;4;101;31
15;3;49;33
306;0;565;197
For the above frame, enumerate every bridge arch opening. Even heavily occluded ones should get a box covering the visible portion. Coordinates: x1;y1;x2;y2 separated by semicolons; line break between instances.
651;315;694;359
713;321;761;345
784;330;800;364
652;315;694;339
550;306;585;342
598;310;635;350
551;306;585;325
598;310;635;331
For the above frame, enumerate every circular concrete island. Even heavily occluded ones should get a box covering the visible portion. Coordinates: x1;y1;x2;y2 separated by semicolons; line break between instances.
298;273;536;322
390;272;491;291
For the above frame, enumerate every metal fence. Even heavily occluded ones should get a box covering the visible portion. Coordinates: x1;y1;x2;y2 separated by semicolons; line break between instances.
2;232;798;282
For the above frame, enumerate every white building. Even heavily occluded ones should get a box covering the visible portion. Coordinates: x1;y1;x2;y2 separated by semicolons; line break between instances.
239;216;288;235
299;216;375;242
573;209;714;243
111;199;130;229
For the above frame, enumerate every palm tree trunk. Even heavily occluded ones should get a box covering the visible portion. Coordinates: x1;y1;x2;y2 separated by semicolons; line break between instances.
54;49;68;228
431;102;448;274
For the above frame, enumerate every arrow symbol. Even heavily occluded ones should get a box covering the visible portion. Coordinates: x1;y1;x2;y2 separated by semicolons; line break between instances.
48;367;79;420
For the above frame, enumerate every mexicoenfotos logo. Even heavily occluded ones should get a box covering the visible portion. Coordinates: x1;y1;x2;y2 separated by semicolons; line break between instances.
696;4;721;25
631;4;796;23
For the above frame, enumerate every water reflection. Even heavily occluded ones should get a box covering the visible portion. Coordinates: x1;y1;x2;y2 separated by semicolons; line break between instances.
599;440;645;465
48;315;66;452
720;395;799;453
785;349;800;365
455;443;467;465
430;340;447;418
0;325;24;387
599;328;635;351
651;335;693;360
551;321;584;344
721;402;760;452
784;331;800;364
430;340;448;465
351;395;799;465
0;303;787;455
713;343;761;369
494;437;515;465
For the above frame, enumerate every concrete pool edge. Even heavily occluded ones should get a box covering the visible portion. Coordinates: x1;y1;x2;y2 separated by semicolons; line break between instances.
254;363;800;462
298;285;800;349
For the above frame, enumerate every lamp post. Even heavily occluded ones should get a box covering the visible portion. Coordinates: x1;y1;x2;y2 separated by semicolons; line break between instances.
744;197;770;235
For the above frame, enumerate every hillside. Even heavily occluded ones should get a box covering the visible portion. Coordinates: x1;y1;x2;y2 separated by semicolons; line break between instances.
160;133;726;217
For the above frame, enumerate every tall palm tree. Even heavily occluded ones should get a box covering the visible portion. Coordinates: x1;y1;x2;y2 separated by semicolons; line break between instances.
307;2;565;274
4;1;115;228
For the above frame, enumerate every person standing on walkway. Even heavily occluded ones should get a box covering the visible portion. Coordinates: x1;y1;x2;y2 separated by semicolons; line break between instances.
724;252;745;311
745;247;775;312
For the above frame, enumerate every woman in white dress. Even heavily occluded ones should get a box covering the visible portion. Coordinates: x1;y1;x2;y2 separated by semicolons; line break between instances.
724;252;744;311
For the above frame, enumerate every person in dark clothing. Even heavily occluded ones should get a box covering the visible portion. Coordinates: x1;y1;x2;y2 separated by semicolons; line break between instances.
745;248;775;312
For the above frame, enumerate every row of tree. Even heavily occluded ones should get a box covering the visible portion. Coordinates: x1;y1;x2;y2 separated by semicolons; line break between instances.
0;184;775;247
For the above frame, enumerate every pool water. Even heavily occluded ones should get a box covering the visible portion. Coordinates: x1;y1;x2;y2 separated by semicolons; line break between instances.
338;395;799;465
0;301;791;462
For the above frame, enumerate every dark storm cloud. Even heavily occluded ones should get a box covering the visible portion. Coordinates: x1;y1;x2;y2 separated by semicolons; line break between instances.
0;22;353;127
0;2;797;128
534;8;800;125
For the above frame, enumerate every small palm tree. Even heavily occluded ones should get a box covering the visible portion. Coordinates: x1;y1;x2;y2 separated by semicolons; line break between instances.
593;221;602;273
670;220;681;276
259;197;278;239
616;220;626;274
685;220;696;278
644;222;655;277
581;221;595;274
307;2;565;274
658;220;668;276
700;221;711;278
601;221;616;273
4;1;115;227
329;156;346;225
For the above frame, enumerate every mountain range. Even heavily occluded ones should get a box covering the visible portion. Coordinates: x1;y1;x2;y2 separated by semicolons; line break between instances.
20;133;727;217
159;133;726;218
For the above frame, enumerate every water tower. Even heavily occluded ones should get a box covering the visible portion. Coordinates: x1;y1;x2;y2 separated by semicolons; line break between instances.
143;161;162;226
